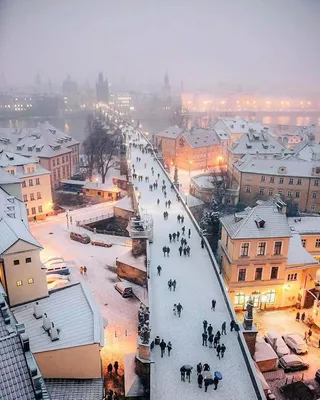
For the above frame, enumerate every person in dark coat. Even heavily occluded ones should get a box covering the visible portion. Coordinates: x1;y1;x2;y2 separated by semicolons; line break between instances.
202;332;208;346
177;231;180;240
201;238;205;248
114;361;119;374
301;312;306;322
182;226;185;235
107;363;113;374
172;232;176;242
167;341;172;356
157;265;162;275
186;369;191;383
230;320;236;331
188;228;191;238
160;339;166;358
157;198;160;205
211;299;216;310
181;216;184;223
216;344;221;359
168;279;172;291
172;280;177;291
216;330;221;340
221;344;226;358
169;233;172;242
186;246;190;256
296;312;300;322
168;200;171;208
213;335;219;349
181;370;186;382
203;320;208;332
183;248;187;257
162;246;167;256
167;247;170;256
208;333;214;348
213;376;219;390
207;324;213;335
221;321;227;335
196;363;202;375
177;303;183;317
177;215;181;223
178;246;183;256
203;363;210;371
197;373;203;388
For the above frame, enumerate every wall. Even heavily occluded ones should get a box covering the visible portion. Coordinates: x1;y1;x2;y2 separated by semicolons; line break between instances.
35;343;102;378
1;182;22;200
3;242;48;306
23;173;53;219
83;188;120;201
117;259;147;286
175;141;222;171
157;137;177;166
302;234;320;257
113;205;134;221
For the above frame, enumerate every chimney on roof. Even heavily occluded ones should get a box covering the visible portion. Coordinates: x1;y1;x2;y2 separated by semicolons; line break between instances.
1;305;10;325
49;322;59;341
20;333;30;352
42;313;51;331
16;323;25;334
33;302;43;319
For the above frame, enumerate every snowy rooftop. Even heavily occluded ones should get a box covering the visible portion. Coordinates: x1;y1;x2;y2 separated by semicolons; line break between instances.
117;251;146;272
288;216;320;235
156;125;184;139
234;154;320;177
12;283;104;353
180;192;204;207
192;174;217;189
182;128;219;148
114;195;133;212
214;117;248;134
254;336;278;362
287;233;319;266
230;130;287;155
220;200;291;239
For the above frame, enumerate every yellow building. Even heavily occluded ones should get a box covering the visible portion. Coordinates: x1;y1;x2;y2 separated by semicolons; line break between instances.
219;199;319;310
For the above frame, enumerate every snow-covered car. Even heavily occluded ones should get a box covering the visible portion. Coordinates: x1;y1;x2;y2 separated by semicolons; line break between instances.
46;274;70;284
278;354;309;372
47;279;70;290
264;331;290;357
282;333;308;354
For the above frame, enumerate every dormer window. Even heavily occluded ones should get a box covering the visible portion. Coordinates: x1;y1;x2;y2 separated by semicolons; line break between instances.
254;216;265;229
279;166;287;174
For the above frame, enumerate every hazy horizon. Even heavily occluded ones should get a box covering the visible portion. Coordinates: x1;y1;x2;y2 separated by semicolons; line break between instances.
0;0;319;96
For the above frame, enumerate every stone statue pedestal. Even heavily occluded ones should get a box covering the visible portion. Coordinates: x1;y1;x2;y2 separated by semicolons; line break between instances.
243;315;253;330
138;339;150;361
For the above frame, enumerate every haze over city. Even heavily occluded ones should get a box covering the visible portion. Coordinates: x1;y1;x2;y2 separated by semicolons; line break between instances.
0;0;319;95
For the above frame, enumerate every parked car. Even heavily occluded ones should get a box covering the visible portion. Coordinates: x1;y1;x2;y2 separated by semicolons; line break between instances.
70;232;91;244
282;333;308;354
278;354;309;372
114;282;133;298
264;331;290;357
91;240;112;248
47;279;70;291
46;274;70;284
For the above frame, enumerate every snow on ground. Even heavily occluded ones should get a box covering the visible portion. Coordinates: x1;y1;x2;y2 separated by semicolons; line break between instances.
30;201;139;371
130;130;258;399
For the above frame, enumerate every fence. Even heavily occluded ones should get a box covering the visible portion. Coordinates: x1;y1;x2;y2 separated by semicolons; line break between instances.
76;213;113;227
133;126;266;400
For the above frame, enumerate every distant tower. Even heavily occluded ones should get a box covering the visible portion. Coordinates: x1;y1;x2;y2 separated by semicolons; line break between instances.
96;72;109;103
162;70;171;104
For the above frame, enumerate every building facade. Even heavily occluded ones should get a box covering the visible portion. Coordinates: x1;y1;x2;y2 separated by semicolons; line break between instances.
219;199;319;310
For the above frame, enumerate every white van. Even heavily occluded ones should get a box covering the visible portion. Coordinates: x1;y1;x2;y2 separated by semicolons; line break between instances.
114;282;133;298
264;331;290;357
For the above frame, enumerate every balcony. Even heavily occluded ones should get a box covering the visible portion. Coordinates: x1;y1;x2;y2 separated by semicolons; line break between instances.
127;214;154;242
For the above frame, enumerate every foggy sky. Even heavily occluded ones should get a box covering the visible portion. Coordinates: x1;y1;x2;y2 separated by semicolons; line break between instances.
0;0;319;94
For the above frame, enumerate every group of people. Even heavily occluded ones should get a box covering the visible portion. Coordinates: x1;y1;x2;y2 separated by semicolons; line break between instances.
159;338;172;357
79;266;88;275
105;361;120;399
201;320;227;358
196;363;220;392
162;246;171;256
168;279;177;291
163;211;169;220
173;303;183;317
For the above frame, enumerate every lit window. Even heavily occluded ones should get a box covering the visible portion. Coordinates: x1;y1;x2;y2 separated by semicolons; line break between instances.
28;278;34;284
234;292;246;305
16;280;23;286
262;290;276;304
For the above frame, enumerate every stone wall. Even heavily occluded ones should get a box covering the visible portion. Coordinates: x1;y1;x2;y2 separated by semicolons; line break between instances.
117;260;147;286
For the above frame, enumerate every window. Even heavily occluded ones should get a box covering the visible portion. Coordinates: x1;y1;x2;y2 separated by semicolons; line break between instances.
27;167;30;173
316;239;320;248
269;176;274;183
287;191;292;197
261;176;266;182
26;257;31;263
28;278;34;284
57;158;60;165
16;280;23;286
23;194;28;202
234;292;246;305
10;169;14;175
238;268;246;282
36;178;40;185
255;267;263;280
246;186;251;193
26;208;29;216
257;242;266;256
57;169;61;179
53;171;57;181
289;178;294;184
301;239;306;247
279;177;284;184
274;241;282;255
38;205;43;213
29;179;33;186
312;192;317;199
278;190;283;196
31;207;36;214
241;242;250;257
13;259;20;265
66;165;70;176
66;155;69;162
270;266;279;279
53;159;56;167
62;156;65;163
288;273;297;281
295;191;300;198
261;290;276;304
311;204;316;211
37;192;41;199
62;166;66;176
259;187;265;195
30;193;35;201
22;181;26;188
268;189;273;196
297;178;302;185
314;179;319;187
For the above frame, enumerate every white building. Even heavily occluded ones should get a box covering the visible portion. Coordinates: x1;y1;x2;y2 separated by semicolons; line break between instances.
0;150;52;220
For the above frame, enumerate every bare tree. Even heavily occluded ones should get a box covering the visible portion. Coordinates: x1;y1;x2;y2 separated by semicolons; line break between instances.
170;105;190;129
211;167;231;207
82;116;98;179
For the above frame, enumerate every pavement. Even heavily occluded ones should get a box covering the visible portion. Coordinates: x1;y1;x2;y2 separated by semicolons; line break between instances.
127;126;258;400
